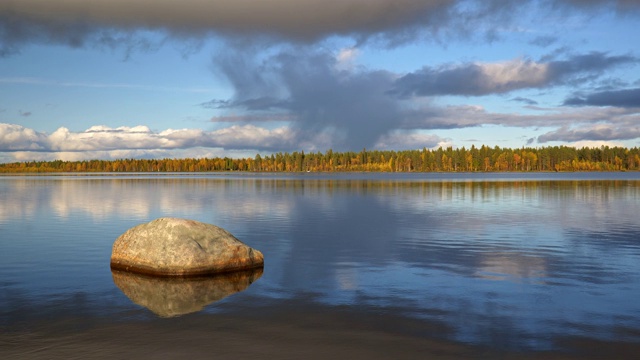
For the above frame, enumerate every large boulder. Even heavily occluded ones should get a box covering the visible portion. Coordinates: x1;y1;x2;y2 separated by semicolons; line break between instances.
110;218;264;276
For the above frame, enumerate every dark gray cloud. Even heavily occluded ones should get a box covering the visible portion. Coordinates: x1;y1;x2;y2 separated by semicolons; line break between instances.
591;77;630;92
564;88;640;107
546;52;636;83
211;49;403;150
2;1;639;55
558;0;640;10
392;52;638;97
0;0;455;41
528;35;558;47
0;0;458;55
204;97;291;112
511;97;539;105
209;114;295;123
0;14;161;57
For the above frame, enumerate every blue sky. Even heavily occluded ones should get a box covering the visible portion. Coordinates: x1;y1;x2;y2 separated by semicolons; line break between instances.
1;0;640;162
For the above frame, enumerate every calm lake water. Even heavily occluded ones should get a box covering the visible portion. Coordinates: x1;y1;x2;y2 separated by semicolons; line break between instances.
2;172;640;358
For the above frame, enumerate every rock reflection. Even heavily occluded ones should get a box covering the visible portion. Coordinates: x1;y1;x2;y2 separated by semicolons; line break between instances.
476;253;547;283
112;268;263;317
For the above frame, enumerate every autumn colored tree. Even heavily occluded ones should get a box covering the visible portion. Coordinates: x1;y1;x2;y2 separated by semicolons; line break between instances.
1;145;639;173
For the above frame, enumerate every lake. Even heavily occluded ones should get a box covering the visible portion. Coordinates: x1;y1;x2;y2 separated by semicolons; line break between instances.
2;172;640;359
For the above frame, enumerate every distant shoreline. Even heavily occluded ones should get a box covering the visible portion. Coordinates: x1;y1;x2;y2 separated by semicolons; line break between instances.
1;170;639;176
1;169;639;176
2;145;640;173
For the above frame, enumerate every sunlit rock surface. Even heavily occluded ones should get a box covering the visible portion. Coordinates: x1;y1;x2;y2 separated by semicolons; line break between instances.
110;217;264;276
112;268;263;317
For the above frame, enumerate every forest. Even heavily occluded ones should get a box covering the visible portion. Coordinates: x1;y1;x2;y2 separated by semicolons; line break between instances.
1;145;639;173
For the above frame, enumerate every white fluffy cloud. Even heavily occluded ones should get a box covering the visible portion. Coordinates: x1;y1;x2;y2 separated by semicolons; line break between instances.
0;123;295;157
374;131;446;150
0;123;48;151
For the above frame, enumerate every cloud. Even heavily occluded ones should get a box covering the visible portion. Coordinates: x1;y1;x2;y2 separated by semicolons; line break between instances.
397;102;640;145
558;0;640;11
0;123;48;151
373;131;447;150
511;97;539;105
392;52;638;97
0;0;453;39
546;52;637;82
5;148;257;163
528;35;558;47
207;47;640;150
0;76;213;93
210;114;296;123
204;125;294;149
565;140;627;148
211;48;402;150
3;1;639;56
335;47;360;71
564;88;640;107
0;123;295;154
0;0;461;54
393;59;544;97
3;103;640;162
402;103;640;130
538;123;640;143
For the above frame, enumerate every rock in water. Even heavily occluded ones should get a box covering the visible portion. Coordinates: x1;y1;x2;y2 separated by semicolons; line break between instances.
110;218;264;276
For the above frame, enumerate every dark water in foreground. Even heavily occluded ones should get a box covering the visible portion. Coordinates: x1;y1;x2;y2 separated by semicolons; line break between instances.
2;172;640;358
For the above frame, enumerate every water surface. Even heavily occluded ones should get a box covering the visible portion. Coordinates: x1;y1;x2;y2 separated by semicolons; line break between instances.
2;172;640;358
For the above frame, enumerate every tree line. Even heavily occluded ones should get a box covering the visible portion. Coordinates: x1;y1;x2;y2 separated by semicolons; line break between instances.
1;145;639;173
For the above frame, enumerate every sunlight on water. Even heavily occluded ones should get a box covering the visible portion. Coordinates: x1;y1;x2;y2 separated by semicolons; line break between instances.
1;173;640;355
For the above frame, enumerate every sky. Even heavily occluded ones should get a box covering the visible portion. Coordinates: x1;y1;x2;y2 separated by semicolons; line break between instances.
1;0;640;162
